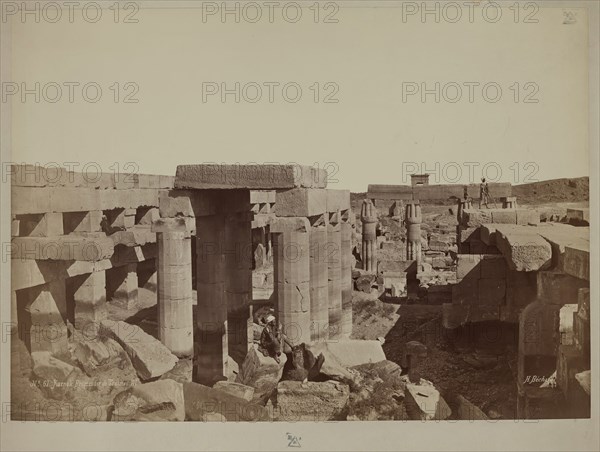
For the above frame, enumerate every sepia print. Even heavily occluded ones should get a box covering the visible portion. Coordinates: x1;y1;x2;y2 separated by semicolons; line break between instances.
0;1;597;451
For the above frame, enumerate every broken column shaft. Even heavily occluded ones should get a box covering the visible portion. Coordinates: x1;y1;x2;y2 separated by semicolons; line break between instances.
361;199;377;272
153;217;194;358
405;201;422;265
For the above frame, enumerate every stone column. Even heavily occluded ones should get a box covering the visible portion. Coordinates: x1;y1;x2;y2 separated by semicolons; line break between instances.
73;271;107;330
195;213;228;385
503;196;518;209
360;199;377;272
405;201;422;265
154;217;194;358
272;217;312;345
340;209;353;338
225;211;253;366
309;214;329;342
327;210;343;340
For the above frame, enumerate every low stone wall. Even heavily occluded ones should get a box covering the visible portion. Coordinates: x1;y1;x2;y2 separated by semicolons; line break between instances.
368;182;512;208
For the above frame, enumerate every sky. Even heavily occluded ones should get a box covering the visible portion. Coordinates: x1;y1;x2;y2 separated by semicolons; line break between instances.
5;2;590;192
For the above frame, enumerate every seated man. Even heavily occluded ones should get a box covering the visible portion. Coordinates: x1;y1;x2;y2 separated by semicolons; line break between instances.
258;315;292;363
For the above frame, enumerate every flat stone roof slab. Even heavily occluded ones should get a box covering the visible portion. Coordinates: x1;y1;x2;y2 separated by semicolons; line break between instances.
175;164;327;190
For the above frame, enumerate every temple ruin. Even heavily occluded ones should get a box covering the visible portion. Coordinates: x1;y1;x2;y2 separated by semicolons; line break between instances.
9;164;591;421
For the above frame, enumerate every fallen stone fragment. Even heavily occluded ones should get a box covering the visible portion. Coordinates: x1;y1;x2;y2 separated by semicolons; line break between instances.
306;343;359;387
72;336;133;376
226;355;240;382
355;274;376;293
347;361;406;420
213;381;255;402
575;370;590;395
236;344;287;404
183;382;269;421
111;379;184;421
454;394;489;420
31;351;84;400
159;358;193;384
100;320;178;380
276;380;349;421
309;340;386;368
403;378;451;421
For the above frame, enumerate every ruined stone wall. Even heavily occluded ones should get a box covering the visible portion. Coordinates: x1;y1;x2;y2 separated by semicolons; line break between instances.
368;182;512;208
444;203;590;418
10;164;173;354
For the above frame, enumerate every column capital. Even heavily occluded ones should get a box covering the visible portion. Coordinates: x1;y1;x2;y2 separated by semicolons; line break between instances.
361;199;377;223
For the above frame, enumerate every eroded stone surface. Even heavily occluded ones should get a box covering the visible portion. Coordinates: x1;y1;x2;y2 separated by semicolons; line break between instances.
183;382;269;421
111;379;184;421
213;381;255;402
494;225;552;271
276;380;349;421
100;320;178;380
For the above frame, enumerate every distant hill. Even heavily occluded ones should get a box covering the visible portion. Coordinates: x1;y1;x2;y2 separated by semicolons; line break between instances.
512;177;589;204
351;176;589;208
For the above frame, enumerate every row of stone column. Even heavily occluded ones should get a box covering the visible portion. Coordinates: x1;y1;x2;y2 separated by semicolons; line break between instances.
360;199;422;270
153;189;352;385
271;208;352;345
